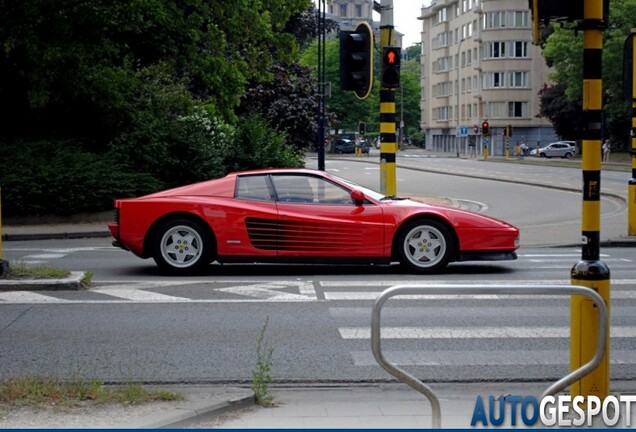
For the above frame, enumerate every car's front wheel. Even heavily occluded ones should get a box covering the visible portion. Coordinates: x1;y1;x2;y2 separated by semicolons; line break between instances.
396;219;455;273
153;218;213;274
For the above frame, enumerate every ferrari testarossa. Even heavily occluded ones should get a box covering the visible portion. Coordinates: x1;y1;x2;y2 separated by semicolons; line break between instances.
109;168;519;274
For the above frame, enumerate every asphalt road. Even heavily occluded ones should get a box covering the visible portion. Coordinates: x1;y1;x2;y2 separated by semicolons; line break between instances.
1;157;634;384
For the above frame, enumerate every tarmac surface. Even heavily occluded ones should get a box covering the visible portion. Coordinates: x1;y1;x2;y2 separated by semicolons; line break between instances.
1;149;635;428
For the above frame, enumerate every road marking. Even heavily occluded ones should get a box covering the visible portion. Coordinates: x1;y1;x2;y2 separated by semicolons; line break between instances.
338;326;636;339
90;288;192;302
218;282;315;301
0;291;68;303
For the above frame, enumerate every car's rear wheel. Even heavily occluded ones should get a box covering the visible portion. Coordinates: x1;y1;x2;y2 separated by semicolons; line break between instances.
153;219;213;274
396;219;454;273
564;152;573;159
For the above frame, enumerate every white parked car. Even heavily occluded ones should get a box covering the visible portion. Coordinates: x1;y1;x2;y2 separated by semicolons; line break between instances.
530;141;577;159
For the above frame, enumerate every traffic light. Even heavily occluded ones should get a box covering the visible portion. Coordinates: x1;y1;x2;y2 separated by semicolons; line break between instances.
473;125;479;134
481;121;490;136
381;47;401;88
340;22;374;99
358;121;366;136
529;0;609;45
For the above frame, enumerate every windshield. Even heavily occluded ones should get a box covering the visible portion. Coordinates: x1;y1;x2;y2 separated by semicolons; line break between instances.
328;173;386;201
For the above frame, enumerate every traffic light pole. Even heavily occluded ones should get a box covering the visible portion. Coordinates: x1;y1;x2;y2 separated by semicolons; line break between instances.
379;0;396;196
629;28;636;236
570;0;610;400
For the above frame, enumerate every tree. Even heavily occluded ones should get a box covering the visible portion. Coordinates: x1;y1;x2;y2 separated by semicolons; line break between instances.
539;0;636;149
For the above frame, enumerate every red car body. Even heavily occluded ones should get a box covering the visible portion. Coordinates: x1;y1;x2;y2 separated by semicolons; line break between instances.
109;168;519;274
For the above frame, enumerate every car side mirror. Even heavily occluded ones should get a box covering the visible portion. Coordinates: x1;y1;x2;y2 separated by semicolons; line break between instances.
351;189;365;206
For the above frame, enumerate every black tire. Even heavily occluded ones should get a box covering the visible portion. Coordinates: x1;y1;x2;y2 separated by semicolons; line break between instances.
152;218;214;274
396;219;455;273
539;153;547;158
564;152;573;159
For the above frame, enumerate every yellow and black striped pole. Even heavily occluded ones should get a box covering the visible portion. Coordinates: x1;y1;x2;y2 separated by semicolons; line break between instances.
570;0;610;400
379;25;397;195
629;29;636;236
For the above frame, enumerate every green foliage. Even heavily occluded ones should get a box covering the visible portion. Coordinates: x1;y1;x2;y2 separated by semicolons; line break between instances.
226;115;305;172
540;0;636;149
252;317;274;406
0;140;161;217
0;1;320;217
0;377;183;407
239;63;321;150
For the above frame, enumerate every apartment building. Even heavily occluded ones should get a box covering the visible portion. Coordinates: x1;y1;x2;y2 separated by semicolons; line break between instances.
419;0;558;155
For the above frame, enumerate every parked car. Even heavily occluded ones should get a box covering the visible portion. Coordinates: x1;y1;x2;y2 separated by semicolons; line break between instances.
109;168;519;275
334;138;369;154
530;141;577;159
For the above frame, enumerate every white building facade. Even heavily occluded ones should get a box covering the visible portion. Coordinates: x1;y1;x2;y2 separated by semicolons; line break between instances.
419;0;558;155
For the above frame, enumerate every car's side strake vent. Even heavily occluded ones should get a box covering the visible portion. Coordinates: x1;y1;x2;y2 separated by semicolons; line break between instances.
246;218;279;250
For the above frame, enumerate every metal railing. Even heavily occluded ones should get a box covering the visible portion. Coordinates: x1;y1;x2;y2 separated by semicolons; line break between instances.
371;284;608;428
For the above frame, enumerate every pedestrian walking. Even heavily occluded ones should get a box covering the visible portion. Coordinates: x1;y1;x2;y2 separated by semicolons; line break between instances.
602;139;611;162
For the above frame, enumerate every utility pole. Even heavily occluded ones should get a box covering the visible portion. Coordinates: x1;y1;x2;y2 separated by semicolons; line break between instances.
379;0;397;196
317;0;326;171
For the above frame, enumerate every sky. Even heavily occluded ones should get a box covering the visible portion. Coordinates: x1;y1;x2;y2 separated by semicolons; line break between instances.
391;1;430;47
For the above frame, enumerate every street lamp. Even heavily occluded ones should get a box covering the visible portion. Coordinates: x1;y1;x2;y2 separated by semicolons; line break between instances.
456;38;465;158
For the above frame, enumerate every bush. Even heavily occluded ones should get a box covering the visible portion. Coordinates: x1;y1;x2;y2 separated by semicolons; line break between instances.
0;140;161;217
226;115;304;171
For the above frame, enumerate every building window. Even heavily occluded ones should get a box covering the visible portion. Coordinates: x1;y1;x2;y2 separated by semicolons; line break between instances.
508;101;528;117
510;11;529;27
488;102;506;118
488;42;506;58
485;11;505;28
437;7;447;23
492;72;505;88
511;41;528;58
339;4;347;16
509;71;528;87
355;4;362;17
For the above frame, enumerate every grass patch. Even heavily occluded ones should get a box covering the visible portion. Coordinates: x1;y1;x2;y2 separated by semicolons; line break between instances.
1;262;70;280
0;377;183;409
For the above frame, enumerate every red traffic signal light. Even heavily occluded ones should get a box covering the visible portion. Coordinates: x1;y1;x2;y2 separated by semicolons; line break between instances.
339;22;374;99
481;121;490;136
381;47;401;88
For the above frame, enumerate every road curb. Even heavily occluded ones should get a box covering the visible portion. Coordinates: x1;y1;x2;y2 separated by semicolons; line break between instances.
130;394;255;429
0;271;86;291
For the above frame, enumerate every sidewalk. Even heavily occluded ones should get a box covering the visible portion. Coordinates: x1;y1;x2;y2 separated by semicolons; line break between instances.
2;382;635;428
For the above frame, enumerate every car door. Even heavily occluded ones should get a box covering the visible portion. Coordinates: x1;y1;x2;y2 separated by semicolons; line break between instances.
271;174;385;258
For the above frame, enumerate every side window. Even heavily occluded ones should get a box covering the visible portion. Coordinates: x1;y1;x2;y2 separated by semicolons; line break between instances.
236;175;272;201
272;175;353;205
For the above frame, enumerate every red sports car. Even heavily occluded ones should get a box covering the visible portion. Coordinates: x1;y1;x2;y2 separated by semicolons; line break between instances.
109;168;519;274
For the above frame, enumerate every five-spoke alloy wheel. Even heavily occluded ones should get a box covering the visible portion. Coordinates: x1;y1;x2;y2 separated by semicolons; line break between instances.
397;219;454;273
153;219;213;274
